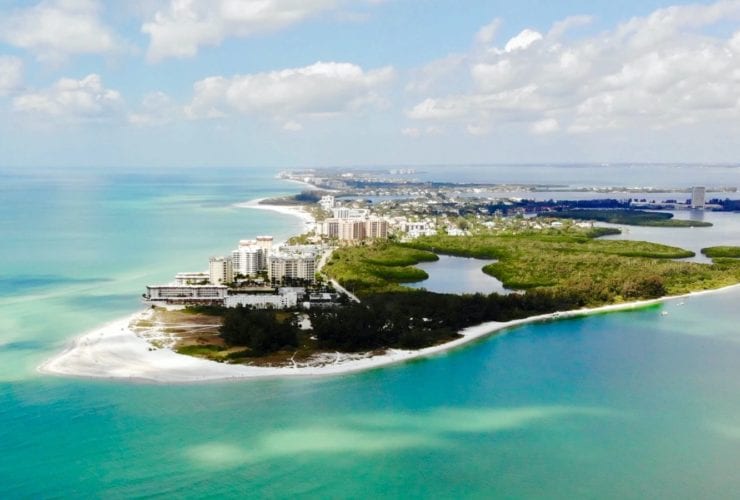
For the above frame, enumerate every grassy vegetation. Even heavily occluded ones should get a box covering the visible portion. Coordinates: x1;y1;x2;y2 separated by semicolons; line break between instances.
322;242;438;295
323;229;740;304
541;209;713;227
702;246;740;259
175;344;226;360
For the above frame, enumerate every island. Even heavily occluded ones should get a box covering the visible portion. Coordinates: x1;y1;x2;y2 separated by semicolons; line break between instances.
39;171;740;382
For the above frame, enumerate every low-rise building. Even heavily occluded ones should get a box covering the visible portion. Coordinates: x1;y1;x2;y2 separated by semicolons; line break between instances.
144;285;228;304
224;292;298;309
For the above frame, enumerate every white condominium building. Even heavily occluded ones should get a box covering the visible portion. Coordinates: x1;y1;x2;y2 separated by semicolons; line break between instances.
209;256;234;285
319;195;335;210
268;251;317;282
232;246;261;277
331;207;369;219
145;285;228;303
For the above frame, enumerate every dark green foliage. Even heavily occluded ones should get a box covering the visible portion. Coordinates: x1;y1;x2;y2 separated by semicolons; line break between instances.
220;307;299;355
294;191;322;203
541;209;712;227
307;289;603;352
323;242;439;295
702;246;740;258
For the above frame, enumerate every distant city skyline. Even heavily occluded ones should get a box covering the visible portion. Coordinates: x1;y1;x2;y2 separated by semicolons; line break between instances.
2;0;740;168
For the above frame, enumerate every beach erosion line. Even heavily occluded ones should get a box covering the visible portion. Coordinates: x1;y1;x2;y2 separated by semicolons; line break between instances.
37;283;740;384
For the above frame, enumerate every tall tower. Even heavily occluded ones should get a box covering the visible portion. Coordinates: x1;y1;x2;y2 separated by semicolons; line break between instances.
256;236;274;270
691;186;706;209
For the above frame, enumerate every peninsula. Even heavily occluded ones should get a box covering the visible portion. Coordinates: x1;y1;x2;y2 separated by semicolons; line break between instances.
40;173;740;382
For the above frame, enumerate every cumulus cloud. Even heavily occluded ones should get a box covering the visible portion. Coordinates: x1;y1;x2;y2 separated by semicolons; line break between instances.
13;74;122;122
0;0;121;63
0;56;23;96
406;0;740;136
142;0;341;62
185;61;394;124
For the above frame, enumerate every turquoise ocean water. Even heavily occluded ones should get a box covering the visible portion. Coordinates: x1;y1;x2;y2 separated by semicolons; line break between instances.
2;166;740;498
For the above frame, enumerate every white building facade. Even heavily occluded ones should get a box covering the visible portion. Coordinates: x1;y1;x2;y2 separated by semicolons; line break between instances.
209;256;234;285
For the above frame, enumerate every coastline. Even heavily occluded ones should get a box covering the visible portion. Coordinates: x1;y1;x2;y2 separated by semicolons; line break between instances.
38;194;740;383
38;283;740;383
234;197;316;234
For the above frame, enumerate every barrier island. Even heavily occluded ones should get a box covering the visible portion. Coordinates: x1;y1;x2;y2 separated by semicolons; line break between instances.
169;226;740;364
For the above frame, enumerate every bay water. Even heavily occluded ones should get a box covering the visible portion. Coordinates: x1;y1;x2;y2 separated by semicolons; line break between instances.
1;166;740;498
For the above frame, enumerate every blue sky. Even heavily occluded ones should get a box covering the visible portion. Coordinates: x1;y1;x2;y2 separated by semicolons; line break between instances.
1;0;739;168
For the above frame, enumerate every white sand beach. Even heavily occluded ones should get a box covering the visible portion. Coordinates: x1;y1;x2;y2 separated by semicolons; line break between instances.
235;198;316;233
38;284;740;383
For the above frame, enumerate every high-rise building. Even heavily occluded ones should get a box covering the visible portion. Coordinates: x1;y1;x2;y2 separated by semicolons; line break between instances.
338;219;366;241
209;256;234;285
232;246;261;277
366;218;389;239
256;236;273;269
268;251;317;283
691;186;706;209
317;218;388;241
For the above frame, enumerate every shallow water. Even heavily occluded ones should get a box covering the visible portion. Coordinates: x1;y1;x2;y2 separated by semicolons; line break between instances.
406;255;511;295
1;166;740;498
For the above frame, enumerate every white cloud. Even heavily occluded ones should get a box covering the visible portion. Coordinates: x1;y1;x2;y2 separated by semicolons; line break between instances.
504;29;543;52
142;0;340;62
185;61;394;123
13;74;122;122
0;0;120;63
128;91;179;126
407;1;740;136
0;56;23;96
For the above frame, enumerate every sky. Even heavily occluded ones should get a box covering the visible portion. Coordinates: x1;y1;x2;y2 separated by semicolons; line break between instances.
1;0;740;168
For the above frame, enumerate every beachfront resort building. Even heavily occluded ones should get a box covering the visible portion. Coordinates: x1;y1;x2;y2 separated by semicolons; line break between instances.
144;284;228;304
232;243;260;277
231;236;274;277
317;217;389;242
268;248;317;282
209;256;234;285
691;186;706;209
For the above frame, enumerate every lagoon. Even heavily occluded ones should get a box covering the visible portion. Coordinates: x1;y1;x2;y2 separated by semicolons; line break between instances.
406;254;512;295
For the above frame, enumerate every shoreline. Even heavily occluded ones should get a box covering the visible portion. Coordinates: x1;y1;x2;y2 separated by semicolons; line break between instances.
38;283;740;384
234;197;317;234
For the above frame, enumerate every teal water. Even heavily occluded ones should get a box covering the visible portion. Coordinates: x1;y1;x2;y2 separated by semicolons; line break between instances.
2;167;740;498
